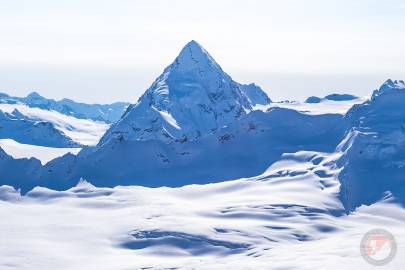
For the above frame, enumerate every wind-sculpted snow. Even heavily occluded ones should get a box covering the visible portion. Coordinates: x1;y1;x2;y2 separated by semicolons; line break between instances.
121;230;251;255
0;152;404;269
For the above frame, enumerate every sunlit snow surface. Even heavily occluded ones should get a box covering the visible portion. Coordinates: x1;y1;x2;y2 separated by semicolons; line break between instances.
0;139;81;165
0;151;403;270
0;104;109;145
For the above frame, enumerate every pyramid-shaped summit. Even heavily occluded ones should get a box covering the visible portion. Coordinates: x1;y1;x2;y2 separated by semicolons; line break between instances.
171;40;223;73
99;40;271;144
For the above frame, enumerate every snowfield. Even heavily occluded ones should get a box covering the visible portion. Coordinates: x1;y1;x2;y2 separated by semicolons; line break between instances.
0;139;81;165
0;151;403;270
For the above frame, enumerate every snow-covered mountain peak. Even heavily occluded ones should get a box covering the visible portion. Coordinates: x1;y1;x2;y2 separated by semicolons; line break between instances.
26;91;44;100
134;40;244;111
143;40;237;108
24;92;49;105
384;79;405;88
172;40;222;74
100;41;271;144
372;79;405;98
338;79;405;210
347;80;405;130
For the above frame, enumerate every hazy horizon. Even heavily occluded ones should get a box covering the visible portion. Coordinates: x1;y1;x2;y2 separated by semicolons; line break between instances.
0;65;400;104
1;0;404;103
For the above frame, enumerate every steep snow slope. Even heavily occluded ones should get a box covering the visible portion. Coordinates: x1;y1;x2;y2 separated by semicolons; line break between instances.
100;40;270;144
338;79;405;210
240;83;272;106
0;139;80;165
0;91;129;123
0;103;109;146
0;147;42;190
0;151;404;269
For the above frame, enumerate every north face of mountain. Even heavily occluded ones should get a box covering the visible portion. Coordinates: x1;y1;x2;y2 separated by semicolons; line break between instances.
99;40;271;144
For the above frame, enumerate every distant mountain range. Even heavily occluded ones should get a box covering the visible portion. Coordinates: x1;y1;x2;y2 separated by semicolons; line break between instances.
0;89;128;147
0;91;129;123
0;102;110;147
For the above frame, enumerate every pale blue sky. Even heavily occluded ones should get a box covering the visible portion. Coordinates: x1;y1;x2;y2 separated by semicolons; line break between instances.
0;0;404;103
